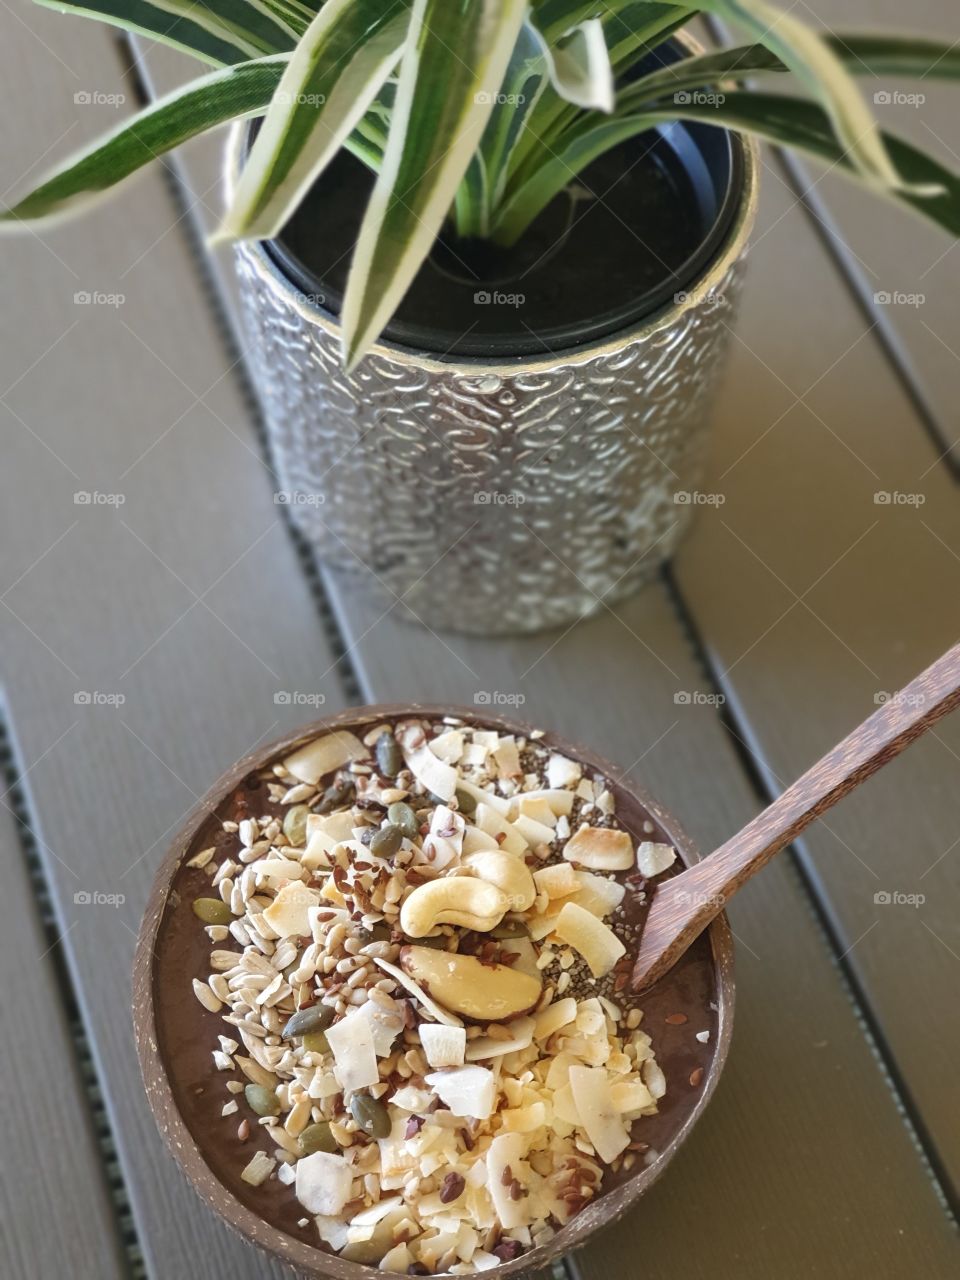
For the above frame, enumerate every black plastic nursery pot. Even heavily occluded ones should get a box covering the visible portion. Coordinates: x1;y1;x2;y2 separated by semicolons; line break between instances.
227;33;759;636
260;40;747;359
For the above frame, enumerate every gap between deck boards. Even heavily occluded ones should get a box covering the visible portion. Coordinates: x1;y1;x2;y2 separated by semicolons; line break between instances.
0;706;144;1280
660;566;958;1226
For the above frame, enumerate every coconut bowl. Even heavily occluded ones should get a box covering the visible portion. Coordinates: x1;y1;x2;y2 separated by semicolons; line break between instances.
133;705;734;1277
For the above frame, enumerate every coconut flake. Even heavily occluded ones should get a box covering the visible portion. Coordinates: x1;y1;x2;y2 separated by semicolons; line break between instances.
296;1151;353;1215
419;1022;467;1069
486;1133;530;1229
568;1065;629;1163
563;826;634;871
403;740;458;802
465;1015;535;1060
475;803;527;855
371;956;463;1027
553;902;626;977
547;754;582;789
457;778;511;815
431;729;464;764
424;804;465;867
636;841;677;876
425;1065;496;1118
262;882;322;938
315;1214;351;1251
283;731;368;785
326;1007;379;1092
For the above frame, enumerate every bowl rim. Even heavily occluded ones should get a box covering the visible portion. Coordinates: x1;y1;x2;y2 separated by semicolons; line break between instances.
133;704;735;1277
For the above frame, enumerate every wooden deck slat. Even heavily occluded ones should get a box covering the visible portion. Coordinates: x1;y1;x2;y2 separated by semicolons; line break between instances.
131;37;959;1276
673;142;960;1197
709;0;960;459
0;12;349;1278
0;769;128;1280
799;0;960;460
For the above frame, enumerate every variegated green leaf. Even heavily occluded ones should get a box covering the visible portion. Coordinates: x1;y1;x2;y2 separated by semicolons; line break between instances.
468;19;550;233
216;0;409;242
535;18;614;111
1;56;286;226
341;0;529;369
823;33;960;81
33;0;299;66
696;0;939;194
510;2;689;182
668;91;960;236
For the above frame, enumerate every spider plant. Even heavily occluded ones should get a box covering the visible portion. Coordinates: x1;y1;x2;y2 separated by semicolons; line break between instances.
5;0;960;368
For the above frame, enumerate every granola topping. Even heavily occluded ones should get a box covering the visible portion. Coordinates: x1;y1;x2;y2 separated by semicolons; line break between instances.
184;715;697;1273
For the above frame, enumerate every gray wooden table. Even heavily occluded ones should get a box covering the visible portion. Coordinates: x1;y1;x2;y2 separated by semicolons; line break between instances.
2;5;959;1278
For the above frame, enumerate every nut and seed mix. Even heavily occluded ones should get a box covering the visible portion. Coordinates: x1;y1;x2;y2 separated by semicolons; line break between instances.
187;717;687;1272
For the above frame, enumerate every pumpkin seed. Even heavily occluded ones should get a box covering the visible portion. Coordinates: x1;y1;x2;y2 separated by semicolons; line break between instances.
349;1092;391;1138
455;787;477;817
317;777;354;814
301;1030;330;1054
370;823;402;859
387;801;419;840
282;803;310;847
492;919;528;940
375;730;402;777
282;1004;334;1040
192;897;232;925
299;1121;337;1155
417;933;449;950
244;1083;280;1117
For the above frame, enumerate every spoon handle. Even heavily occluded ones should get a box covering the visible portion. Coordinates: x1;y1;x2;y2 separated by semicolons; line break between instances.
632;641;960;992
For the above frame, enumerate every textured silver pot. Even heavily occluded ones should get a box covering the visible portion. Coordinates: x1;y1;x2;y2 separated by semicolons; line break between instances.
226;121;758;636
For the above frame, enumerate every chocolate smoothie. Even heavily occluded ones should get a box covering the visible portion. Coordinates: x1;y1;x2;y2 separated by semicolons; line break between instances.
149;711;723;1273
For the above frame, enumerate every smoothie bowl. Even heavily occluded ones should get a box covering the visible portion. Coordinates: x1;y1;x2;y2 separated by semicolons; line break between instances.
133;707;733;1276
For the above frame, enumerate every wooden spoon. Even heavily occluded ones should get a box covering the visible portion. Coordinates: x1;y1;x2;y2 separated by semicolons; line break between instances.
632;641;960;992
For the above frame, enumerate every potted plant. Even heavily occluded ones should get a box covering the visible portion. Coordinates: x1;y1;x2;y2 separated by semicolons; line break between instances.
7;1;959;633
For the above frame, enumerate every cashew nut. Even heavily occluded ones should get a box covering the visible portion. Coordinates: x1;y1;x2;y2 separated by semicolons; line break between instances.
399;876;507;938
462;850;536;912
